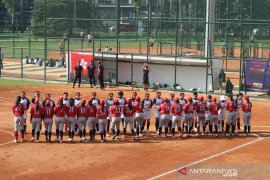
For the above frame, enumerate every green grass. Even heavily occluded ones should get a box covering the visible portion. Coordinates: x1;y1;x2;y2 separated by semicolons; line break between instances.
0;78;48;87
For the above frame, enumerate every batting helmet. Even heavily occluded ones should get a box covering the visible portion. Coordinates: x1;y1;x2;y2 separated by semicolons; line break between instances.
187;96;192;102
212;97;217;102
58;96;63;102
126;98;131;103
100;99;105;105
163;98;168;102
199;96;204;101
244;95;249;100
45;100;50;106
34;99;39;105
114;98;119;104
136;96;140;101
174;97;180;102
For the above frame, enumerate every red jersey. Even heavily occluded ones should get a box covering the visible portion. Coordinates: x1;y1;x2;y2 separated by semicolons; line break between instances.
86;105;97;117
97;107;109;119
30;106;44;118
134;102;144;113
67;106;78;117
242;102;252;113
12;104;25;117
171;103;183;116
77;106;87;117
44;106;54;118
158;102;170;115
55;105;68;117
210;103;220;115
184;103;195;114
110;105;122;117
197;102;207;114
123;104;136;117
226;100;237;112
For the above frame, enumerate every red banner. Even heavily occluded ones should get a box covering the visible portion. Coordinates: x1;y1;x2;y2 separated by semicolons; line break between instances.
70;52;94;75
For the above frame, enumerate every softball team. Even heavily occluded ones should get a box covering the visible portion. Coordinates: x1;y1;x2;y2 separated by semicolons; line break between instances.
11;91;253;143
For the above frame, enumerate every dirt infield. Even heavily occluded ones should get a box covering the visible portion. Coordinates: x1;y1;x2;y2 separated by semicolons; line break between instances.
0;84;270;180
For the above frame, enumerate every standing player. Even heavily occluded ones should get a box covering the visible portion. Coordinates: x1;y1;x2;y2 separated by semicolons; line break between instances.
74;92;82;134
12;96;25;143
105;92;114;137
63;92;70;133
55;97;68;143
131;91;137;105
31;91;43;132
20;91;30;134
30;100;44;143
87;61;96;88
96;99;109;142
73;61;83;88
43;100;54;142
236;93;243;132
192;92;199;132
205;95;212;131
168;93;175;132
123;98;136;139
171;97;183;138
224;95;237;136
110;99;122;140
157;98;170;137
242;95;252;136
91;92;100;132
117;91;126;130
67;98;78;142
184;97;195;137
153;91;163;133
77;99;87;142
218;95;226;132
196;96;207;136
209;97;220;136
179;92;187;133
142;92;152;132
86;98;98;142
134;96;144;137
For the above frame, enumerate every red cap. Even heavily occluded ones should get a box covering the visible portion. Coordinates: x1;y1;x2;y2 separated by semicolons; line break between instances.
212;97;217;102
136;96;141;101
114;98;119;104
34;99;39;105
100;99;105;105
174;97;179;102
126;98;131;103
244;95;249;100
199;96;204;101
163;98;168;102
82;99;86;104
45;100;50;106
58;96;63;102
187;96;192;101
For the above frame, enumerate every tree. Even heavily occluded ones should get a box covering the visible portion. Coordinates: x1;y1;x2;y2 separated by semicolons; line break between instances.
132;0;144;17
31;0;93;37
2;0;19;32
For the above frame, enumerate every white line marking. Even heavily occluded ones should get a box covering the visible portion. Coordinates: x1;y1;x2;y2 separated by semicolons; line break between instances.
148;137;264;180
0;130;14;146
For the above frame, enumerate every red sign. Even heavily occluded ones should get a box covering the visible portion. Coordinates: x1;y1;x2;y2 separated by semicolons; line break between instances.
70;52;94;75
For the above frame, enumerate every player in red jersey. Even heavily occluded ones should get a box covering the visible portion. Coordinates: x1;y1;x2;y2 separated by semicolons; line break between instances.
55;96;68;143
123;98;136;139
242;95;252;136
209;97;220;136
67;98;78;142
157;98;170;137
196;96;207;136
171;97;183;138
77;99;87;142
96;99;109;142
134;96;144;137
225;95;237;136
86;98;97;142
12;96;25;143
30;99;44;143
184;97;196;137
44;100;54;142
110;98;122;140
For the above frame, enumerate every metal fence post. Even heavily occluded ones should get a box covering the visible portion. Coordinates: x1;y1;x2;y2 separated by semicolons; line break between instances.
44;0;47;82
29;37;31;57
21;48;23;79
13;35;15;58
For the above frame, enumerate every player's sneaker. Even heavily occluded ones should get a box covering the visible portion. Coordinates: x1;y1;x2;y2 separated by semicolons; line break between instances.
235;130;240;133
68;138;72;142
135;135;141;138
243;133;247;137
21;138;25;142
100;139;104;143
215;134;219;137
31;137;35;142
55;138;59;142
230;133;235;136
208;133;213;136
179;133;183;138
225;133;230;136
106;133;110;137
60;140;63;143
36;140;40;143
13;139;17;143
202;132;205;136
139;134;143;137
196;133;200;136
79;138;83;143
112;134;117;140
172;135;175;139
122;135;125;138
